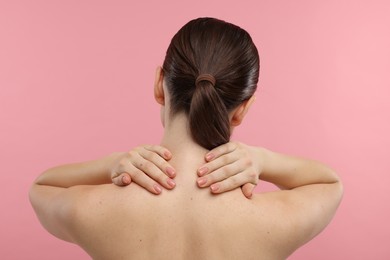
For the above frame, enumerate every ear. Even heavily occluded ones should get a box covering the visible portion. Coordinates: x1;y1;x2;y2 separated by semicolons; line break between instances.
154;66;165;105
230;95;256;126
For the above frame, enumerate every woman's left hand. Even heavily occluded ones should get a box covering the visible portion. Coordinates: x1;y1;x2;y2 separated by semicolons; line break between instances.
196;141;262;198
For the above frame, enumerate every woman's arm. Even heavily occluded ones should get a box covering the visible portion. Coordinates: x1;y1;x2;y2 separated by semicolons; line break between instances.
197;142;342;196
257;146;341;189
33;153;116;187
33;145;176;193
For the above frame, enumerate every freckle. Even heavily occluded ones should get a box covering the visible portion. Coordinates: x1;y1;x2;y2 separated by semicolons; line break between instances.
139;239;142;242
190;197;193;200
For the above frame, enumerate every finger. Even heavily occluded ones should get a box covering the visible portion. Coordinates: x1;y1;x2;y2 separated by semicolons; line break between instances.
205;142;237;162
209;170;258;194
198;151;241;177
143;145;172;160
197;160;245;187
208;173;246;194
112;173;132;186
131;155;176;190
139;148;176;178
128;165;164;195
241;183;255;199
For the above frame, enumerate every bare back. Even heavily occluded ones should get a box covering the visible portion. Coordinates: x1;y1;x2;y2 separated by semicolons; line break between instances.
68;161;303;260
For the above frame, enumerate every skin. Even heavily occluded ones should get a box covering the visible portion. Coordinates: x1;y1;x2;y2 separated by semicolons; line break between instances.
29;67;343;259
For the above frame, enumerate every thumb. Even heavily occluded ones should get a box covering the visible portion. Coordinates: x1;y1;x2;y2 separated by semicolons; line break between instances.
112;173;132;186
241;183;255;199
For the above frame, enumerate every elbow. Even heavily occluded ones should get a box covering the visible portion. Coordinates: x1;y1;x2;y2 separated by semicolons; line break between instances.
329;168;344;205
28;183;39;211
319;163;344;205
33;169;49;185
28;183;35;204
335;175;344;204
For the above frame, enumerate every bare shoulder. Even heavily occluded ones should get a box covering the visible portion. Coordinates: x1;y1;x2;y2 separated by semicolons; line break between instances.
250;183;342;255
64;184;155;258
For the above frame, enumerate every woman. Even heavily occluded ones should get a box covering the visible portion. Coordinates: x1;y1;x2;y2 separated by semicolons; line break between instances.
30;18;343;259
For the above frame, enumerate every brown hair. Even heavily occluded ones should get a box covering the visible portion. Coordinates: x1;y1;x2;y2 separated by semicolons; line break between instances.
162;17;259;150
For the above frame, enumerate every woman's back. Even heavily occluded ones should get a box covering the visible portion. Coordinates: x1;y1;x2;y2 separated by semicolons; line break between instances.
66;152;315;260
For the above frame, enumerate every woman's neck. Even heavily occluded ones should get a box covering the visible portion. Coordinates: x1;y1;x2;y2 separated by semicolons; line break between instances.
160;113;209;180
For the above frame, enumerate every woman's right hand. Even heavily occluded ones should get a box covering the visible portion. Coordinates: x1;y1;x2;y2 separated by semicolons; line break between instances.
196;142;263;198
109;145;176;195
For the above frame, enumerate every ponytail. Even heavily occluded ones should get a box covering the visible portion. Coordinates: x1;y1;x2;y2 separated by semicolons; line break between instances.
189;75;230;150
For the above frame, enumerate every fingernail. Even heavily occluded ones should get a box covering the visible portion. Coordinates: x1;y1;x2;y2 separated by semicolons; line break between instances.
167;178;176;188
164;151;172;159
122;175;130;184
197;178;207;187
154;184;162;194
198;167;208;176
210;184;219;192
206;153;214;161
166;167;175;177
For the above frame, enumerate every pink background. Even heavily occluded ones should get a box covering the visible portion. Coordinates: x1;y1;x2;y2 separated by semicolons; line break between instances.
1;0;389;259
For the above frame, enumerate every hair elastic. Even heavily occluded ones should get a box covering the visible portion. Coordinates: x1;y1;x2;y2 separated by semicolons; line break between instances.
195;74;216;87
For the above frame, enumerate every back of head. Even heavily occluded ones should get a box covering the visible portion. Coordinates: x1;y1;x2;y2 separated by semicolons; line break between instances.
162;17;260;150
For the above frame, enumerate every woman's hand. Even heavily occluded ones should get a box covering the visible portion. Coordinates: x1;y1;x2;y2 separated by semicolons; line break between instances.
110;145;176;195
196;142;262;198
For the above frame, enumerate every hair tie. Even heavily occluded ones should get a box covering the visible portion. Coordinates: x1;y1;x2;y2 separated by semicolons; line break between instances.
195;74;216;87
